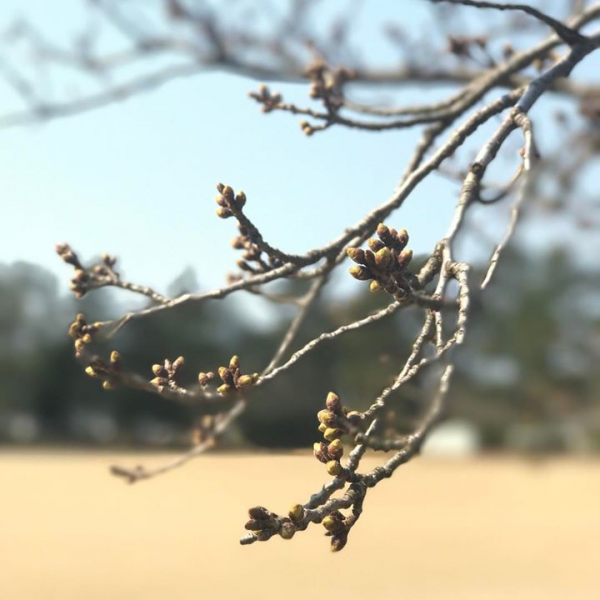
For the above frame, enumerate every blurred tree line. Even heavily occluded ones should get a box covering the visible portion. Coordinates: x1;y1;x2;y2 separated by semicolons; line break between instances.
0;247;599;452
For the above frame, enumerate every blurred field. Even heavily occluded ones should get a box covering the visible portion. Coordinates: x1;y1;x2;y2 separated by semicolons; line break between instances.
1;451;599;600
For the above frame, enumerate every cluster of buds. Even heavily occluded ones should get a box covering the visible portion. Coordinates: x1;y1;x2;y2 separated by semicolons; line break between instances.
248;84;282;113
447;34;489;59
313;392;365;477
68;313;101;357
215;183;246;220
56;243;118;299
215;355;258;396
304;59;354;111
244;506;296;541
215;183;283;275
84;350;122;391
347;223;418;301
322;510;350;553
150;356;185;392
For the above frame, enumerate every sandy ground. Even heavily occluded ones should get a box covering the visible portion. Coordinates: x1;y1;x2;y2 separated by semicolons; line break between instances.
0;451;599;600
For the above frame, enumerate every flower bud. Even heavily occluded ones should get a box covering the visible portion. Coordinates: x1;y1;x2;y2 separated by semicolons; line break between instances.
396;248;413;269
85;366;98;378
375;247;393;270
323;428;341;442
349;265;371;281
289;504;305;522
279;521;296;540
325;392;342;414
235;191;247;208
322;515;337;532
317;409;335;426
248;506;269;519
221;185;235;201
326;460;342;476
216;207;233;219
346;247;365;264
237;374;254;388
396;228;409;250
367;238;384;252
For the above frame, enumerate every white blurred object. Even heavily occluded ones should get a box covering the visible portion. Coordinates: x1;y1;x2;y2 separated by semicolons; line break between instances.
422;420;480;458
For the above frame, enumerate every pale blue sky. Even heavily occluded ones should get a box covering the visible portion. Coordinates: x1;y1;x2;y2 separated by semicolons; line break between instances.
1;1;598;303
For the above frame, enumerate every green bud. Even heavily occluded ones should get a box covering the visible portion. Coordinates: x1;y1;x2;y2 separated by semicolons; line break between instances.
237;374;254;388
326;460;342;476
323;428;341;442
288;504;305;522
375;247;393;270
349;265;371;281
367;238;384;252
325;392;342;413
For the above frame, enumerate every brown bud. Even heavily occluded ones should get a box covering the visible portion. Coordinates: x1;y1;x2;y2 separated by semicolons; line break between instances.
237;374;254;388
216;207;233;219
330;533;348;552
215;194;227;207
222;185;235;202
349;265;371;281
244;519;263;531
150;377;168;387
235;191;246;208
216;182;225;193
218;366;230;381
248;506;269;520
364;249;377;270
346;247;365;264
279;521;296;540
317;409;335;426
367;238;384;252
328;438;343;456
396;249;413;269
376;223;390;241
172;356;185;371
395;229;409;250
325;392;342;414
